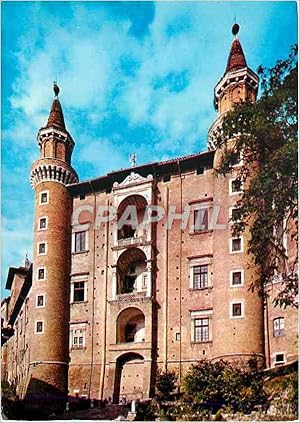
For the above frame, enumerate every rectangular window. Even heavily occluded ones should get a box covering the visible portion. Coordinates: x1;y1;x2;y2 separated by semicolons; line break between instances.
36;295;45;308
230;208;240;221
176;333;181;341
37;268;46;280
73;282;85;302
193;265;208;289
275;353;285;365
273;317;285;337
194;318;209;342
232;302;242;317
35;321;44;334
194;209;209;231
38;242;47;255
231;271;243;286
72;329;85;348
40;191;49;205
230;178;243;195
39;217;47;229
230;237;243;253
74;231;86;253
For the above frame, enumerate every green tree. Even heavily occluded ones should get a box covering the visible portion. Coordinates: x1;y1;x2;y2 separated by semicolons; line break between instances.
182;358;266;414
155;370;177;401
215;45;298;307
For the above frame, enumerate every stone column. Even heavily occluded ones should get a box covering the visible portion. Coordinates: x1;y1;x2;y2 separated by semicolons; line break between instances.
112;268;117;300
146;261;152;297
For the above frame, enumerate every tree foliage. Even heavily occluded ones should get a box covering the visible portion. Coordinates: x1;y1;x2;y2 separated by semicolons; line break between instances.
215;45;298;307
155;370;177;401
182;357;266;414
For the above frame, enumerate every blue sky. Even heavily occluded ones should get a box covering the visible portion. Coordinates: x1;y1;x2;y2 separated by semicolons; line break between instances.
1;1;297;296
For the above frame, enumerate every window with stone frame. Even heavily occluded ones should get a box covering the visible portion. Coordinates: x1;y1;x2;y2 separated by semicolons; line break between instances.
36;295;45;307
231;237;243;253
193;265;208;289
35;321;44;333
273;317;285;337
71;328;85;349
194;318;209;342
40;191;49;204
275;353;285;365
230;178;243;194
74;231;86;253
38;242;46;255
230;207;240;221
38;267;46;280
73;281;86;302
193;208;209;231
39;217;47;229
231;302;243;317
189;256;212;289
231;270;243;286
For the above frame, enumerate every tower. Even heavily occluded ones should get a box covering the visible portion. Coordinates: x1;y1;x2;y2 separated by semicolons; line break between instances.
209;25;264;362
208;23;259;149
27;84;78;413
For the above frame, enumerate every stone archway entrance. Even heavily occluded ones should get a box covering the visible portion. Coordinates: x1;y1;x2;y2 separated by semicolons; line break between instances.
113;352;144;403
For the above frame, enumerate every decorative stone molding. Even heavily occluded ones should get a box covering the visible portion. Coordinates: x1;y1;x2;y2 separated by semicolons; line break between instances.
215;67;259;102
30;163;78;188
113;172;153;190
38;126;75;151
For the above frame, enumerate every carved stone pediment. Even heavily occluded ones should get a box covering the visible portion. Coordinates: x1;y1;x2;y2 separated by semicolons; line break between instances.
113;172;153;189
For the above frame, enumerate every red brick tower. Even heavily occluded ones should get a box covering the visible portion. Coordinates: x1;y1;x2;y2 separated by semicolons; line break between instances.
209;25;264;363
27;84;78;413
208;23;259;149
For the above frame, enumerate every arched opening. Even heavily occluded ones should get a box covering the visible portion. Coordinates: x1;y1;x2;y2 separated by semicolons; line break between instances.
113;352;144;403
117;307;145;344
117;195;148;241
117;248;148;295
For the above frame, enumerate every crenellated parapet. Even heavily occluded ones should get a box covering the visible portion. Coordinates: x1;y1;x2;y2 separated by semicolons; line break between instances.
30;158;78;188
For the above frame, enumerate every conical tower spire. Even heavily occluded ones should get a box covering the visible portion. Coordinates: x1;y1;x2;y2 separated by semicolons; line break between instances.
225;24;247;73
208;23;259;149
45;82;66;130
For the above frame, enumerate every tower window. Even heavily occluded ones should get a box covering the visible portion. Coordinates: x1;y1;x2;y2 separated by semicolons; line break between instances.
35;321;44;334
229;178;243;195
273;317;285;337
193;318;209;342
230;270;243;287
37;267;46;280
230;208;240;222
38;242;47;255
74;231;86;253
40;191;49;205
231;301;244;318
36;294;45;308
39;217;47;230
230;237;243;253
193;265;208;289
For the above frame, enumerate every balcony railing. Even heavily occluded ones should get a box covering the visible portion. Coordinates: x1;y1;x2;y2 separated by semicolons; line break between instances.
117;236;146;248
116;291;147;303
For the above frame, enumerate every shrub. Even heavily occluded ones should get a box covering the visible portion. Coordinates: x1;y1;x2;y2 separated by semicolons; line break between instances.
182;357;266;414
156;370;177;401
